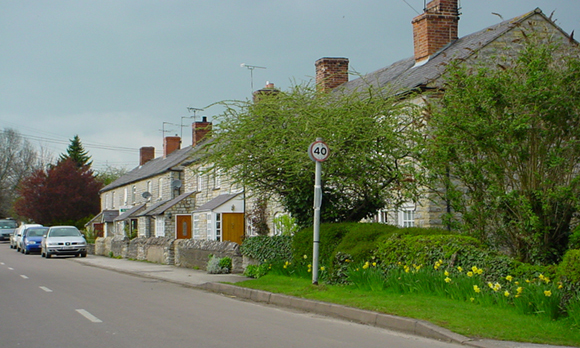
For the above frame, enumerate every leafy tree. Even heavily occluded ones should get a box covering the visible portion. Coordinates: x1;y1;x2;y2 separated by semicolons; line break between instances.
59;135;92;168
95;165;128;186
0;128;39;217
15;158;102;227
203;83;424;227
425;38;580;264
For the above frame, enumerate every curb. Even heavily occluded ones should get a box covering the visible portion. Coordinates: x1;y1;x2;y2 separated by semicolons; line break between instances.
200;282;476;346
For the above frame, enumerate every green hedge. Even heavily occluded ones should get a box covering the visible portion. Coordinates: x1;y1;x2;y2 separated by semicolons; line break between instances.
558;249;580;291
240;235;292;262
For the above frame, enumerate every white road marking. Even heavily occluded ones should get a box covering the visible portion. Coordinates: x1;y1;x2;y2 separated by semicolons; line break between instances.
40;286;53;292
0;262;4;265
8;267;14;270
76;309;102;323
20;275;28;279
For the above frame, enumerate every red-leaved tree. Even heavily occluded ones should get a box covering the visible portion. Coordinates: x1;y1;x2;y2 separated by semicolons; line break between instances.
15;159;102;227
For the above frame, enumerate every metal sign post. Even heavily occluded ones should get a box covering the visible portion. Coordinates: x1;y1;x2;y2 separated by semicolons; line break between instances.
308;138;330;285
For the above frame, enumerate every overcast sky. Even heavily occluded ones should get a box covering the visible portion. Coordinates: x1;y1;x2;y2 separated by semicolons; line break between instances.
1;0;578;172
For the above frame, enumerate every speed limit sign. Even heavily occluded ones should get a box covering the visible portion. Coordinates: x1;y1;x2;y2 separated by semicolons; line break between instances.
309;140;330;162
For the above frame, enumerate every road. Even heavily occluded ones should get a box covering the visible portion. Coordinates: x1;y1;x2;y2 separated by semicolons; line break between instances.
0;242;464;348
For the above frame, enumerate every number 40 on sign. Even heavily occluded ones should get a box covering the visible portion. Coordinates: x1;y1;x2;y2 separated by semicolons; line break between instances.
309;140;330;162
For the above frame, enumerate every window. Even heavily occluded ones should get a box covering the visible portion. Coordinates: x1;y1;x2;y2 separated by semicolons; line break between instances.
193;214;200;239
197;171;202;191
132;185;136;203
105;193;110;209
398;207;415;228
206;213;213;240
215;213;221;241
111;191;116;209
146;181;152;200
123;187;128;206
158;178;163;200
213;169;221;189
155;216;165;237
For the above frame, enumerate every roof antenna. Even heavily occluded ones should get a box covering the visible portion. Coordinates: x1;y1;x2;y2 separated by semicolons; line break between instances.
241;63;266;94
402;0;420;15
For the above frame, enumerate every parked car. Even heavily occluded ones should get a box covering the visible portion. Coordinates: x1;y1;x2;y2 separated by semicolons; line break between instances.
13;224;43;251
20;226;49;254
41;226;87;258
0;218;18;241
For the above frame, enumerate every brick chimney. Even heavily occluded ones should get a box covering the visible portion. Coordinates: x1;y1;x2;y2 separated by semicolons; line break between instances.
252;81;280;102
163;136;181;157
139;146;155;166
412;0;459;64
315;57;349;92
192;117;212;147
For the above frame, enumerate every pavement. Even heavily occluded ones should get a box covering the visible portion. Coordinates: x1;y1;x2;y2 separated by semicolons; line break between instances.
71;255;575;348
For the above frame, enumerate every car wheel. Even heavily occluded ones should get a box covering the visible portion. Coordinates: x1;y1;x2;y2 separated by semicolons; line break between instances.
24;248;29;255
80;252;87;258
45;252;51;258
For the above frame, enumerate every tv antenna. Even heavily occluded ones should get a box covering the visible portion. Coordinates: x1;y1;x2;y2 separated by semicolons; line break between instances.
240;63;266;94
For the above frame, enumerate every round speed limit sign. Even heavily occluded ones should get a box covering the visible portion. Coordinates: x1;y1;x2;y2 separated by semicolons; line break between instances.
309;140;330;162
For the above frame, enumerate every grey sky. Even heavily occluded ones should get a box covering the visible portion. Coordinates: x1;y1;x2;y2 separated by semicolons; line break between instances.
1;0;578;172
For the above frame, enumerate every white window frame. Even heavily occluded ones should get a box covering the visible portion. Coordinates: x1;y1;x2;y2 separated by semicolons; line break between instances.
111;191;116;209
132;185;136;203
158;178;164;200
398;205;415;228
193;214;200;239
206;212;213;240
213;169;221;189
215;213;222;241
197;171;203;192
124;187;128;206
155;216;165;237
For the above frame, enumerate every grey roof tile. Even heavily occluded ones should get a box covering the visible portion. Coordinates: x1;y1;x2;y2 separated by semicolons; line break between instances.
194;193;240;212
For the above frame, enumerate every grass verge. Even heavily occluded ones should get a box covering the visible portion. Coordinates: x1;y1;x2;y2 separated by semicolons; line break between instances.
235;274;580;347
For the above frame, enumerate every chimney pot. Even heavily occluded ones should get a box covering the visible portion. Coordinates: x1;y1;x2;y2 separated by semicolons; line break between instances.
315;57;349;92
412;0;459;63
192;119;212;147
163;136;181;157
139;146;155;165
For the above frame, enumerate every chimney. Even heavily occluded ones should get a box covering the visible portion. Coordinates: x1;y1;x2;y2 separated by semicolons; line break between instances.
252;81;280;102
139;146;155;166
163;136;181;157
192;117;212;147
315;57;349;92
412;0;459;64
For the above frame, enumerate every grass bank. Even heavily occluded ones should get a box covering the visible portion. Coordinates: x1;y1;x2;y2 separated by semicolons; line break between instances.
235;274;580;347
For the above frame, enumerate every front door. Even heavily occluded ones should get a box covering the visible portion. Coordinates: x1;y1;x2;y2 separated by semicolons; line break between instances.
176;215;192;239
222;213;244;244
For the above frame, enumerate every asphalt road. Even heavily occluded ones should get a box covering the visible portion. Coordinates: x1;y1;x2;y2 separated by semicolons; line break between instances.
0;242;464;348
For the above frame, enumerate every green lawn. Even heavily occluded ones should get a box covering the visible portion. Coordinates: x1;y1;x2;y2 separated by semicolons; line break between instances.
235;275;580;347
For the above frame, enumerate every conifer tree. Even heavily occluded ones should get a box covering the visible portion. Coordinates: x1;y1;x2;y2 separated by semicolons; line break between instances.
59;135;92;168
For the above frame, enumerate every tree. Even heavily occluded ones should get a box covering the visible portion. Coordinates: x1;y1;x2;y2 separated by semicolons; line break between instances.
95;165;128;186
203;83;424;227
0;128;39;217
59;135;92;168
15;158;103;227
425;38;580;264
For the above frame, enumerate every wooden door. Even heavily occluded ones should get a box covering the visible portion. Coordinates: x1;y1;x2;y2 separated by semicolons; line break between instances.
176;215;192;239
222;213;244;244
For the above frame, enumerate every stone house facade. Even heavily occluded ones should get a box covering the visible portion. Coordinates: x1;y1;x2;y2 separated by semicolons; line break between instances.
313;0;578;229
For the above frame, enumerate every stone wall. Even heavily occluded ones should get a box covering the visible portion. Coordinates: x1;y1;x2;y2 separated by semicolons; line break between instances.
91;236;243;273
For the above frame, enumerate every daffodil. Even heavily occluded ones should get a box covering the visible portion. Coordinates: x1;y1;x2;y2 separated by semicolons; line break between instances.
303;254;308;259
504;291;510;297
470;297;475;302
444;277;452;283
544;290;552;297
473;285;481;293
320;266;325;271
457;266;463;272
372;262;377;267
444;270;449;276
362;261;370;270
505;275;513;282
467;271;474;277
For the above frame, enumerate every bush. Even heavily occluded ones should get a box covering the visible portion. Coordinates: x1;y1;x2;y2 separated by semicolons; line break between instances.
243;263;271;278
207;256;231;274
240;235;292;262
558;249;580;292
292;223;353;265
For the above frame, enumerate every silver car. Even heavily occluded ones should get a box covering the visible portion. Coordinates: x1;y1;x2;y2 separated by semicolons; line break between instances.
0;218;18;242
41;226;87;258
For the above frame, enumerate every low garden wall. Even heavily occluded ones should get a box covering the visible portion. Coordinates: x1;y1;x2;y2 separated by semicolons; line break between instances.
92;236;243;273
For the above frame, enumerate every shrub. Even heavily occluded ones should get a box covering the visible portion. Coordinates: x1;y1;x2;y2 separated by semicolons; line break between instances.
243;263;271;278
292;223;353;265
240;235;292;262
207;256;231;274
557;249;580;292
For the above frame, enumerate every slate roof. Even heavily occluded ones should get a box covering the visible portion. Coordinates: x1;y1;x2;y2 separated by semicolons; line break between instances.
193;193;241;213
146;191;196;216
339;8;569;95
114;204;146;222
137;199;170;217
100;138;211;193
84;209;119;227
